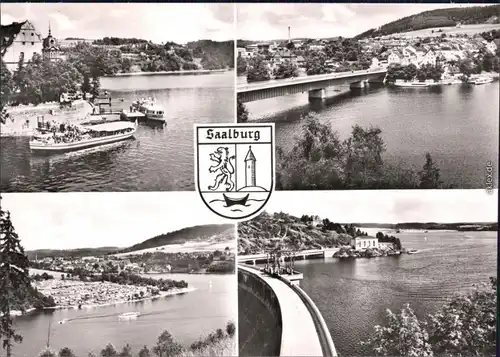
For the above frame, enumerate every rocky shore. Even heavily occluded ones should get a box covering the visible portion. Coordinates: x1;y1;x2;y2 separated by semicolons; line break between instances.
333;246;403;258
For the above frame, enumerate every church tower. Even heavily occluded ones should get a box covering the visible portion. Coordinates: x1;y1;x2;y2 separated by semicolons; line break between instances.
245;146;256;187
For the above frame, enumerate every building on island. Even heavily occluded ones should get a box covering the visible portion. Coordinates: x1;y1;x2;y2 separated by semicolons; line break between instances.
351;237;379;250
42;23;62;62
245;146;256;187
2;20;43;71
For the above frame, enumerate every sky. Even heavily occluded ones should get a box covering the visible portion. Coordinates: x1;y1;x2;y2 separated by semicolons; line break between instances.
2;193;232;251
0;3;234;44
265;190;498;224
237;3;496;41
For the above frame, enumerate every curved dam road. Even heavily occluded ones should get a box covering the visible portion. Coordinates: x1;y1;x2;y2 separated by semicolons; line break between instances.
239;264;337;356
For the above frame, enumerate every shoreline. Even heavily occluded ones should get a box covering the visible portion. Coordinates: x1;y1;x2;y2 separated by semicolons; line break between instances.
1;99;93;138
43;286;196;311
105;68;229;77
10;287;197;316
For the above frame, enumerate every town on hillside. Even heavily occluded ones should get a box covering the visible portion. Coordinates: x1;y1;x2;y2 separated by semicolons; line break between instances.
237;25;500;83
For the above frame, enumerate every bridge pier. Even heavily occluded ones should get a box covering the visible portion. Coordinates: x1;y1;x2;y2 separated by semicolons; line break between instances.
308;88;326;100
349;80;370;90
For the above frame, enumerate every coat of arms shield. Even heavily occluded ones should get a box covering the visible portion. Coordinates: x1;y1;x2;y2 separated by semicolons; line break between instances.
194;124;275;220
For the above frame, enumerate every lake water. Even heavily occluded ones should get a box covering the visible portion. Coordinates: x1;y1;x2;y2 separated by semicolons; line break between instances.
12;273;236;357
1;71;234;192
241;77;499;189
294;230;497;356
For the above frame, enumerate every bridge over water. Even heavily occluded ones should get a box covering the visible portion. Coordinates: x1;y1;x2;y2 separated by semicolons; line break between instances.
237;67;388;102
238;247;341;265
238;264;337;356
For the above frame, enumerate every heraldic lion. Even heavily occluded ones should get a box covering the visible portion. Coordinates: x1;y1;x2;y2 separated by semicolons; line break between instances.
208;147;235;191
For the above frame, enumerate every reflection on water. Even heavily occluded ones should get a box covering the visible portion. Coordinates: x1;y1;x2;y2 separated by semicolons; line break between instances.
243;78;499;188
294;230;497;356
13;273;236;357
1;71;234;192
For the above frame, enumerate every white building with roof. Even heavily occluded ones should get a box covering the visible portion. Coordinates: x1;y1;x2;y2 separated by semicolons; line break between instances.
2;20;43;71
351;237;379;251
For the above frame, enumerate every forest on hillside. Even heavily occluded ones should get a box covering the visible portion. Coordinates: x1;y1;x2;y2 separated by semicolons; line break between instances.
356;5;500;39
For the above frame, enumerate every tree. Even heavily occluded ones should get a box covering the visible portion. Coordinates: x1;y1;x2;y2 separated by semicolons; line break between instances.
344;125;386;188
138;346;151;357
361;304;433;356
305;51;329;75
427;277;496;356
0;200;31;357
246;56;270;83
152;330;183;357
236;56;247;76
418;153;442;189
226;321;236;337
237;97;249;123
100;343;118;357
362;278;497;356
90;75;100;98
58;347;76;357
39;349;57;357
118;344;132;357
273;60;299;79
0;60;13;121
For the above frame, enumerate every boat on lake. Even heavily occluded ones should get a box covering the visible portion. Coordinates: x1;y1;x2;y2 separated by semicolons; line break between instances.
468;76;494;85
393;80;431;88
118;312;140;320
223;193;249;207
29;120;137;153
407;249;419;255
58;318;69;324
132;98;166;123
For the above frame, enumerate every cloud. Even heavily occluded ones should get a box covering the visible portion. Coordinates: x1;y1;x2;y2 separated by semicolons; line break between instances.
49;12;77;31
237;3;496;40
2;193;232;250
0;3;233;43
265;190;498;224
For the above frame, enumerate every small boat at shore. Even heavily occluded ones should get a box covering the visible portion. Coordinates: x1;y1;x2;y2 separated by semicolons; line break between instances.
118;312;140;320
29;120;137;153
468;76;494;85
223;193;249;207
407;249;419;255
132;98;166;123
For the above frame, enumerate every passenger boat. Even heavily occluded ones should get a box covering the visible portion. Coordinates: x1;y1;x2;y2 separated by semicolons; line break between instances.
393;80;430;88
118;312;140;320
132;98;166;123
468;76;494;85
223;193;249;207
29;120;137;153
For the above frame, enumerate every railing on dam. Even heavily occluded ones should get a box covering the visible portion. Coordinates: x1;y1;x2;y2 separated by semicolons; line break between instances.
239;264;337;357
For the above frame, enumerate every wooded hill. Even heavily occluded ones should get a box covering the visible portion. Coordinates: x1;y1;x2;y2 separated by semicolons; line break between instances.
356;5;500;39
238;212;362;255
118;224;234;254
27;224;235;258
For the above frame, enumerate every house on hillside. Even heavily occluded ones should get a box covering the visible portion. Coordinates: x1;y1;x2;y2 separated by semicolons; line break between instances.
351;237;379;251
388;51;402;65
